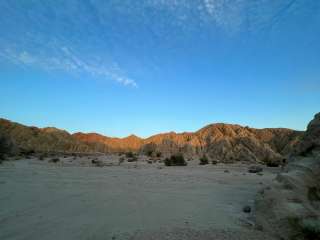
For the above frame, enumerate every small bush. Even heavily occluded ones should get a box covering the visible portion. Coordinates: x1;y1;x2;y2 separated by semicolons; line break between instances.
156;152;162;158
199;155;209;165
92;159;104;167
211;160;218;165
164;154;187;166
91;159;99;164
127;156;138;162
288;217;320;240
266;159;280;167
308;186;320;202
125;152;134;158
146;150;153;157
118;157;125;165
248;166;263;173
49;158;60;163
300;218;320;239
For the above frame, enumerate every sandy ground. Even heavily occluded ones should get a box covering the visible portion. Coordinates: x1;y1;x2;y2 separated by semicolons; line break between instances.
0;156;279;240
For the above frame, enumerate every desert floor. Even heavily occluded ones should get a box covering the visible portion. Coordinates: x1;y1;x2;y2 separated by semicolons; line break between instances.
0;156;279;240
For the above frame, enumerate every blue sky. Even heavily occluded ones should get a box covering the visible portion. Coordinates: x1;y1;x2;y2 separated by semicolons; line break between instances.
0;0;319;137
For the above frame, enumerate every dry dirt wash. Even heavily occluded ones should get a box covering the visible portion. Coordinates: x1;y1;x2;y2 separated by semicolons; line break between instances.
0;158;278;240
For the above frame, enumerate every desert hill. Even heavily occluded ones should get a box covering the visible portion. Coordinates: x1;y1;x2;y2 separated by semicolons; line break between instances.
0;118;302;164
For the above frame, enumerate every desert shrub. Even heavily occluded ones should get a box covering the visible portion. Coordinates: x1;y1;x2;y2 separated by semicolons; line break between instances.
125;152;134;158
91;159;99;164
308;186;320;202
301;145;316;157
248;165;263;173
299;218;320;239
118;157;125;165
288;217;320;240
164;154;187;166
156;152;162;158
127;156;138;162
146;150;153;157
92;159;104;167
266;159;280;167
49;158;60;163
211;160;218;165
199;155;209;165
38;155;44;161
0;135;15;159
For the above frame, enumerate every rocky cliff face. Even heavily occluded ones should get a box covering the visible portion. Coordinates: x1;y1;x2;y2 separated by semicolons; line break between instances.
74;123;301;163
0;117;302;164
0;118;91;154
255;113;320;239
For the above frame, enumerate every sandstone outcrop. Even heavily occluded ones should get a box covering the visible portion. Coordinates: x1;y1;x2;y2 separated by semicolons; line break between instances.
255;113;320;239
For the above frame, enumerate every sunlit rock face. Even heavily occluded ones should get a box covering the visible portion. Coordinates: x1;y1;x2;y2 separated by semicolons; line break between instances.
255;113;320;240
293;112;320;157
0;117;302;164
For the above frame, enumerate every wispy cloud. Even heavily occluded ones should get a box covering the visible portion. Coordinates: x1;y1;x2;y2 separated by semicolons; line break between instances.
1;47;137;88
0;0;310;83
146;0;300;34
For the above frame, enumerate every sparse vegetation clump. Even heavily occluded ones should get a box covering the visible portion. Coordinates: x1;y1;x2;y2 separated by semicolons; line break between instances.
164;154;187;166
266;159;280;167
308;186;320;202
49;158;60;163
248;165;263;173
127;156;138;162
211;160;218;165
118;157;125;165
125;152;134;158
146;150;153;157
288;217;320;240
38;153;48;161
299;218;320;239
92;159;104;167
199;155;209;165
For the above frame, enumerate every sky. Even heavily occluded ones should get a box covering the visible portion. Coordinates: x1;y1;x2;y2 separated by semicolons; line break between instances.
0;0;319;138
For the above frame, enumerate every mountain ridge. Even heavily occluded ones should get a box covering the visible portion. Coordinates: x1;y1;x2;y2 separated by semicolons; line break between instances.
0;117;303;163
